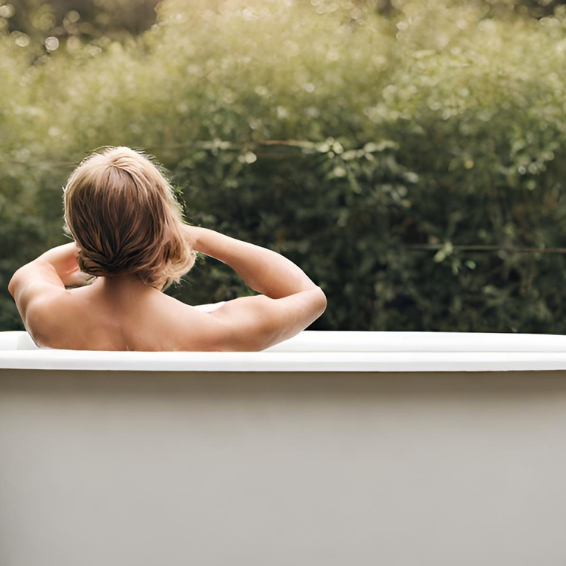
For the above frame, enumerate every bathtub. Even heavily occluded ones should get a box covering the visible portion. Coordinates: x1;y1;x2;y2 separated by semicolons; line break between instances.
1;330;566;566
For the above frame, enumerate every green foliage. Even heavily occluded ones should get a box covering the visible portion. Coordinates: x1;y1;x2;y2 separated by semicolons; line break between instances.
5;0;160;49
2;0;566;332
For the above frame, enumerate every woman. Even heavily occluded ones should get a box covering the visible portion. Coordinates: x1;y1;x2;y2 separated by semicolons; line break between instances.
7;146;327;351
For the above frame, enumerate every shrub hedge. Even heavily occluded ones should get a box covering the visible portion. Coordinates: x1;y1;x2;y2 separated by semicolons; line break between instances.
2;0;566;333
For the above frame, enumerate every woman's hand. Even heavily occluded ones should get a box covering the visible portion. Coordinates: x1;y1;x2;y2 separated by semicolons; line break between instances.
38;242;95;288
180;223;203;252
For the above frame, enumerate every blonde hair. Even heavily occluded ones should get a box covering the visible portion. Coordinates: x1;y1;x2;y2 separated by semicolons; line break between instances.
62;146;196;292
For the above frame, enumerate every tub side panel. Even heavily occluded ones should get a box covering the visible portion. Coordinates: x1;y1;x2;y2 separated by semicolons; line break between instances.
1;369;566;566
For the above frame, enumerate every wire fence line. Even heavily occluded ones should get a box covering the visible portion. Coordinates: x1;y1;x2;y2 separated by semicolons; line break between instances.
406;245;566;255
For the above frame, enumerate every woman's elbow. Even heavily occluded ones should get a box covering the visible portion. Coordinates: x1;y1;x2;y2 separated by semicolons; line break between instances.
311;286;327;319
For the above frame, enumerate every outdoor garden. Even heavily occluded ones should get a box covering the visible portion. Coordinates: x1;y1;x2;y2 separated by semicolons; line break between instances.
2;0;566;333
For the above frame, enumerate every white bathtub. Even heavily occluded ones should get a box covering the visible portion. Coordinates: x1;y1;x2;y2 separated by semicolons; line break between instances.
1;330;566;566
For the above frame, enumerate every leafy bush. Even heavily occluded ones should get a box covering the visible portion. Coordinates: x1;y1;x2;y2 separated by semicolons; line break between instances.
2;0;566;333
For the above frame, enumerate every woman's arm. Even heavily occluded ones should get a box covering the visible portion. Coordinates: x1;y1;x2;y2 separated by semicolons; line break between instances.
180;225;327;351
35;242;95;288
184;225;320;298
8;241;93;297
7;242;93;342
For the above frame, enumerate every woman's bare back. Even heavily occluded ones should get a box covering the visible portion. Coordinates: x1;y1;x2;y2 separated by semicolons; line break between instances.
45;277;221;351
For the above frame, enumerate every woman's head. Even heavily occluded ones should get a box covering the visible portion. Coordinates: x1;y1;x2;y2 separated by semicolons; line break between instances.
63;146;196;292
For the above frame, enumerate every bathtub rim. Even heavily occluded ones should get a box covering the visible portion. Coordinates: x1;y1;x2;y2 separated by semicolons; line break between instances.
1;330;566;372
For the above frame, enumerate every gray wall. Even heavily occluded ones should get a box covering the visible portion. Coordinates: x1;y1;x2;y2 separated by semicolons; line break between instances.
1;369;566;565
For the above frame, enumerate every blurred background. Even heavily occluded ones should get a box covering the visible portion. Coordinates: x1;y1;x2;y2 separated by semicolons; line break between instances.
1;0;566;333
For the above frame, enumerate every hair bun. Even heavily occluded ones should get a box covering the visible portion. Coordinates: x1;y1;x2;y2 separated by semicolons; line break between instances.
77;249;125;278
